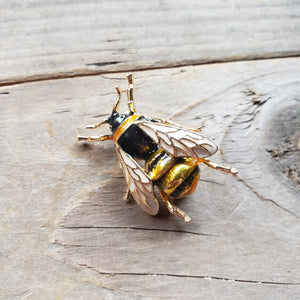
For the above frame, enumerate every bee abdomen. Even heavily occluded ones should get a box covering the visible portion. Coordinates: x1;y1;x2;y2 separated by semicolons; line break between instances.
158;158;200;198
146;149;175;181
170;165;200;198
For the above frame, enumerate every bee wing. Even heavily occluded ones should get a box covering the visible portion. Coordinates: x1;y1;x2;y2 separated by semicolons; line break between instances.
136;121;218;158
115;144;159;216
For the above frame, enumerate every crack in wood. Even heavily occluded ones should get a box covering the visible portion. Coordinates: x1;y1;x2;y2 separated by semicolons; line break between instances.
59;226;218;237
1;55;300;88
199;178;224;185
75;263;300;286
239;175;298;217
54;109;71;114
92;113;109;118
222;155;298;217
86;61;123;67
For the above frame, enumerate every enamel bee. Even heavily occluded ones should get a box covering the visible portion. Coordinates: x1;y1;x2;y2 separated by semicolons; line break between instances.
78;74;238;223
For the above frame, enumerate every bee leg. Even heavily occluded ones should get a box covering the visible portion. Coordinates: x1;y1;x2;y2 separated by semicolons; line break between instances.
160;191;191;223
124;188;133;202
126;73;136;114
78;135;112;142
198;158;238;175
85;120;107;130
153;117;202;132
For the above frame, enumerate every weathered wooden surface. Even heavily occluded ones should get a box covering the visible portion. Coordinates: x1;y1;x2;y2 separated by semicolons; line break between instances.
1;0;300;85
1;58;299;299
1;0;300;298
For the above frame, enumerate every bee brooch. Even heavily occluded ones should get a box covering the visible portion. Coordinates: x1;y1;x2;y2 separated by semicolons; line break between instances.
78;74;238;223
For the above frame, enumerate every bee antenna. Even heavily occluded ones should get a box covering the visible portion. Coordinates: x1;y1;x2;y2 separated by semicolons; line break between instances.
113;86;121;113
126;73;136;114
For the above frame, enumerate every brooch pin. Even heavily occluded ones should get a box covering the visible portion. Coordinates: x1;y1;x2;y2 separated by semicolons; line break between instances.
78;74;238;223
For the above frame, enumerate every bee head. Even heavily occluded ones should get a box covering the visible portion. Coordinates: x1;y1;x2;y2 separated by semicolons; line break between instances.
92;74;135;133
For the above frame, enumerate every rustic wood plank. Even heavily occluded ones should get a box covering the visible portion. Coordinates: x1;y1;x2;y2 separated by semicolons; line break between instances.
0;58;299;298
224;82;300;215
1;0;300;85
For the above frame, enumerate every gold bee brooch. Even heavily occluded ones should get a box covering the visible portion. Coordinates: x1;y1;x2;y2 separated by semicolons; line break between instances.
78;74;238;223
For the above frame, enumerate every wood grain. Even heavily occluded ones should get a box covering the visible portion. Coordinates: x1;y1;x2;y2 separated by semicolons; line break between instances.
1;58;299;298
1;0;300;85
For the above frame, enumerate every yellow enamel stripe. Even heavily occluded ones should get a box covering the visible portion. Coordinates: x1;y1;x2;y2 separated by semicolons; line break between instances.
112;114;141;142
